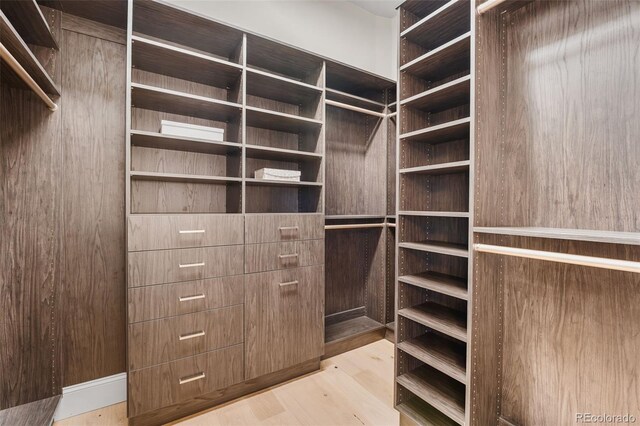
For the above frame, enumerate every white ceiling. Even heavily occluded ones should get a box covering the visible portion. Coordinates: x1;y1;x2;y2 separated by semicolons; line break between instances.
349;0;400;18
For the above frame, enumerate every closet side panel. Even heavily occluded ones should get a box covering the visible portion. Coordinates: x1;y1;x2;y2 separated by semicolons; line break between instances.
59;22;127;386
0;11;64;407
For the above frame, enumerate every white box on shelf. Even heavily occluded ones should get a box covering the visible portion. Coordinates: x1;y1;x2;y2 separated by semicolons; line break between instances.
160;120;224;141
255;168;302;182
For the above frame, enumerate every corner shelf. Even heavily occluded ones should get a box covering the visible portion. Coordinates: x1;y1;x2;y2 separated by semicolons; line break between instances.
401;75;471;113
245;106;323;134
398;272;468;300
399;241;469;258
400;117;470;144
398;333;467;384
400;160;470;176
130;83;242;122
1;0;58;49
130;130;241;155
130;171;241;184
398;302;467;343
401;0;470;51
246;67;322;106
400;32;471;82
474;227;640;246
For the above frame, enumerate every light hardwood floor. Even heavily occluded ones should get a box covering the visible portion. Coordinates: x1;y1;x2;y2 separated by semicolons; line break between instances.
54;339;400;426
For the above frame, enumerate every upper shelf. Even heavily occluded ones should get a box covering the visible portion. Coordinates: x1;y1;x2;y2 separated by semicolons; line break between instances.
400;160;470;176
246;68;322;106
130;83;242;122
0;11;59;96
325;60;394;102
401;0;450;20
130;130;241;155
325;88;386;113
401;0;470;51
400;118;470;144
1;0;58;49
402;75;471;113
245;144;322;162
245;106;323;134
131;35;242;89
474;227;640;246
401;32;471;82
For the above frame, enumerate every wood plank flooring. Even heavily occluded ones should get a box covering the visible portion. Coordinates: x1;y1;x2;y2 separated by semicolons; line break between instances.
54;340;399;426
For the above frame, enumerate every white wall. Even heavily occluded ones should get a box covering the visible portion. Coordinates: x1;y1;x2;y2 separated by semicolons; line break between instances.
165;0;398;80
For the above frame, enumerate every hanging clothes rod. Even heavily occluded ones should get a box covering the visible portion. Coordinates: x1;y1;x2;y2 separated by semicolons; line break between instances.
0;43;58;111
325;223;387;230
474;243;640;274
325;99;387;118
477;0;509;15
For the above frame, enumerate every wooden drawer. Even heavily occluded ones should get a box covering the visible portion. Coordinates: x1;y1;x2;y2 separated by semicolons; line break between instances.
128;344;243;417
128;245;243;287
128;305;243;370
244;239;324;274
128;275;244;323
128;214;243;251
245;265;324;379
245;214;324;244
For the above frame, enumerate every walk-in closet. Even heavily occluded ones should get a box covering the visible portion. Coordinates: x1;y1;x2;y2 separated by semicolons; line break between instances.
1;0;638;425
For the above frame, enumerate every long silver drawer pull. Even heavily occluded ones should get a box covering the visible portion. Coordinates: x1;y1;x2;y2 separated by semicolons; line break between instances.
179;229;206;234
179;293;206;302
278;253;299;259
179;330;205;341
279;280;299;287
179;262;205;268
179;372;205;385
279;226;299;232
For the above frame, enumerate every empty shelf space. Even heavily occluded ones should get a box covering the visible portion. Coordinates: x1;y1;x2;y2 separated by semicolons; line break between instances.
396;398;460;426
398;272;467;300
245;178;322;188
401;33;471;81
131;35;242;88
401;0;450;22
1;0;58;48
130;83;242;121
246;106;323;133
0;11;59;95
325;88;386;112
245;144;322;162
130;130;241;155
396;365;466;425
400;118;470;144
398;302;467;342
398;333;466;384
325;315;385;344
130;171;241;184
325;215;386;220
401;76;471;112
247;68;322;105
474;227;640;246
399;241;469;258
400;211;470;218
400;160;470;176
401;0;470;50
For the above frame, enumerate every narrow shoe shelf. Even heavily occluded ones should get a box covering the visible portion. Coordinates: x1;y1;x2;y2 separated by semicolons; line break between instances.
397;333;467;384
399;240;469;258
400;117;470;144
130;171;242;184
401;0;470;51
245;105;323;133
245;178;323;187
400;32;471;82
325;315;385;344
130;130;241;155
246;67;322;106
401;75;471;112
245;144;323;162
399;211;470;218
399;160;470;176
398;302;467;343
1;0;58;49
398;272;468;300
396;397;460;426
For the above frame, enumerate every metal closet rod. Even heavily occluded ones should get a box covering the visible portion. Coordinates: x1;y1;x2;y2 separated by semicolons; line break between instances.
325;99;388;118
477;0;509;15
475;243;640;274
0;43;58;111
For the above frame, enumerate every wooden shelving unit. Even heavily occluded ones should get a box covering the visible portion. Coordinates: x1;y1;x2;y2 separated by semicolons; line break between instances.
130;130;241;154
1;0;58;49
130;171;242;184
245;106;323;133
396;1;472;424
246;68;322;106
474;227;640;246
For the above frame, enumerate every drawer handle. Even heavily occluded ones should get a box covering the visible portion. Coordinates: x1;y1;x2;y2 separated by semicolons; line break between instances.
279;280;299;288
179;293;206;302
179;229;206;235
179;330;205;341
278;253;299;260
179;262;205;268
279;226;299;232
179;372;205;385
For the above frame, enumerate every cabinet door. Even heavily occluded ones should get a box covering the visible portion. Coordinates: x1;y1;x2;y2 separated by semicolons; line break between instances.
245;265;324;379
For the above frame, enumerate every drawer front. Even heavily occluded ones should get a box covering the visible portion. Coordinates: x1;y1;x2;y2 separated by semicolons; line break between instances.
245;214;324;244
128;305;243;370
128;214;243;251
245;265;324;379
128;275;244;323
128;245;243;287
128;344;243;417
245;239;324;274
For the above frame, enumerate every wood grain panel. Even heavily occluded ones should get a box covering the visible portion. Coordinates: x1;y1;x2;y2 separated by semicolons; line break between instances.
244;239;324;274
245;265;324;379
128;245;244;287
128;275;244;323
0;395;60;425
244;214;324;244
128;214;243;251
131;146;237;177
128;305;243;370
130;180;241;214
128;344;244;417
60;28;126;386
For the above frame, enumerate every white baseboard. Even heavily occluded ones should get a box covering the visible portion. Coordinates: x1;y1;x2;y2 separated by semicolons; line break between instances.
54;373;127;421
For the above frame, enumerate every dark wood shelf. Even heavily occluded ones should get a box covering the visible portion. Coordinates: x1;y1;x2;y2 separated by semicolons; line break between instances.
396;365;466;425
246;144;322;162
474;227;640;246
247;67;322;106
130;130;241;155
131;35;242;89
399;241;469;258
246;106;323;134
130;171;241;184
401;0;450;21
398;302;467;342
246;33;323;82
325;88;386;113
396;397;460;426
400;160;470;176
401;0;470;51
325;315;385;344
0;395;60;426
402;76;471;113
398;272;468;300
0;11;59;95
401;32;471;82
398;333;467;384
245;178;322;188
326;60;395;100
1;0;58;48
400;118;470;144
130;83;242;122
400;211;470;218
